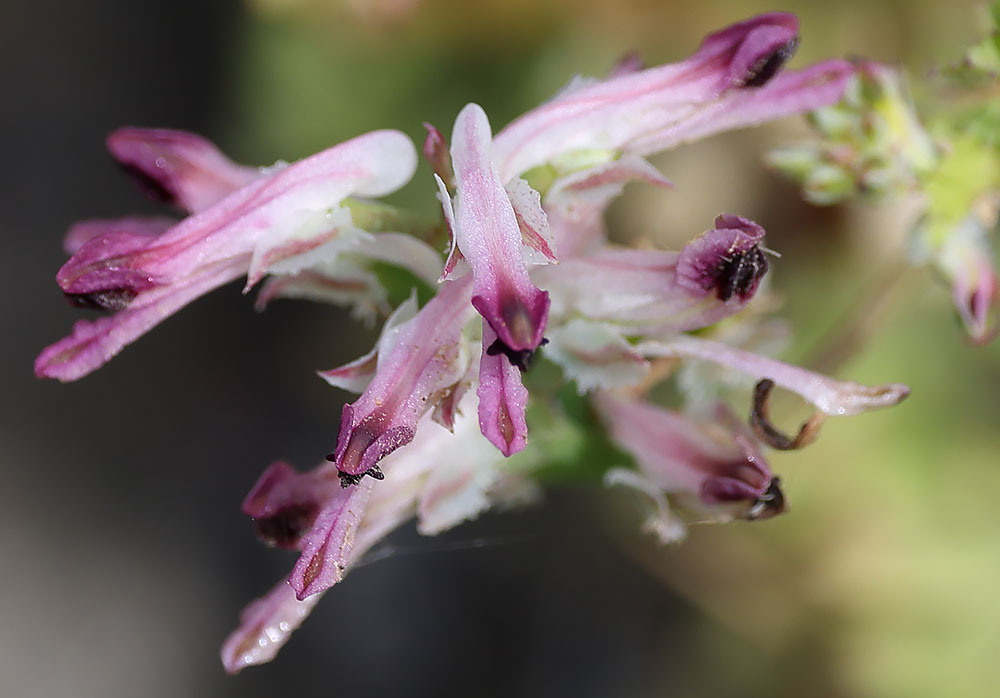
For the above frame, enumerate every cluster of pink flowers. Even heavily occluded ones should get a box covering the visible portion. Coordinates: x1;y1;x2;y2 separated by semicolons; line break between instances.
35;13;909;671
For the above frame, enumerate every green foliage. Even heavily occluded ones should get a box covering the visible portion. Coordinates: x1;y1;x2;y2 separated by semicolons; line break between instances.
368;261;436;308
509;358;636;484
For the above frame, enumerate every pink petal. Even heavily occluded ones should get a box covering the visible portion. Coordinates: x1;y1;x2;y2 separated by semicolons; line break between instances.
639;335;910;416
107;127;259;213
63;216;175;255
505;177;557;264
220;579;322;674
450;103;550;353
628;60;854;155
244;130;418;287
331;277;476;479
477;323;529;456
289;479;374;599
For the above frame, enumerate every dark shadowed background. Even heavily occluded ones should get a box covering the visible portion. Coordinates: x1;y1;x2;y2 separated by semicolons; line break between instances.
3;1;999;697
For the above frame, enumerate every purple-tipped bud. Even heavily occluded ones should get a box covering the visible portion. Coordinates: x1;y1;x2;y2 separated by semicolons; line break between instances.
221;579;321;674
422;122;453;186
938;218;1000;344
954;261;999;344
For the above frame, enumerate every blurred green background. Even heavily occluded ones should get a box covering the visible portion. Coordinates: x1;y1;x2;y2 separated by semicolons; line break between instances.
3;1;999;697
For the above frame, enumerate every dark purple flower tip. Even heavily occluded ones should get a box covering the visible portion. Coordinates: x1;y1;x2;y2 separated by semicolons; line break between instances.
336;465;385;488
64;287;139;312
253;504;319;549
330;404;416;479
746;477;787;520
55;231;162;307
698;12;799;89
676;214;769;303
475;288;551;354
733;32;799;88
485;336;548;372
241;461;329;549
700;470;785;521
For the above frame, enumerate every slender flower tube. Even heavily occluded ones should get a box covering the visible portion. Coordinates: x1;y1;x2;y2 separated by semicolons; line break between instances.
596;392;784;538
328;276;477;483
638;334;910;416
36;129;418;381
444;103;551;357
491;12;851;182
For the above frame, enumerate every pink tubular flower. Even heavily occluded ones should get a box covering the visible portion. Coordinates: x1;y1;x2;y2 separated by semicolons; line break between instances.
536;214;771;391
327;276;477;484
595;392;783;541
443;103;551;355
222;394;524;672
35;129;419;381
638;335;909;416
491;12;851;183
538;214;768;334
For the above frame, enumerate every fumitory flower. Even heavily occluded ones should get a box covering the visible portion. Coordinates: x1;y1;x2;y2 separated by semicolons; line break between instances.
35;128;433;381
32;9;914;674
596;392;783;543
